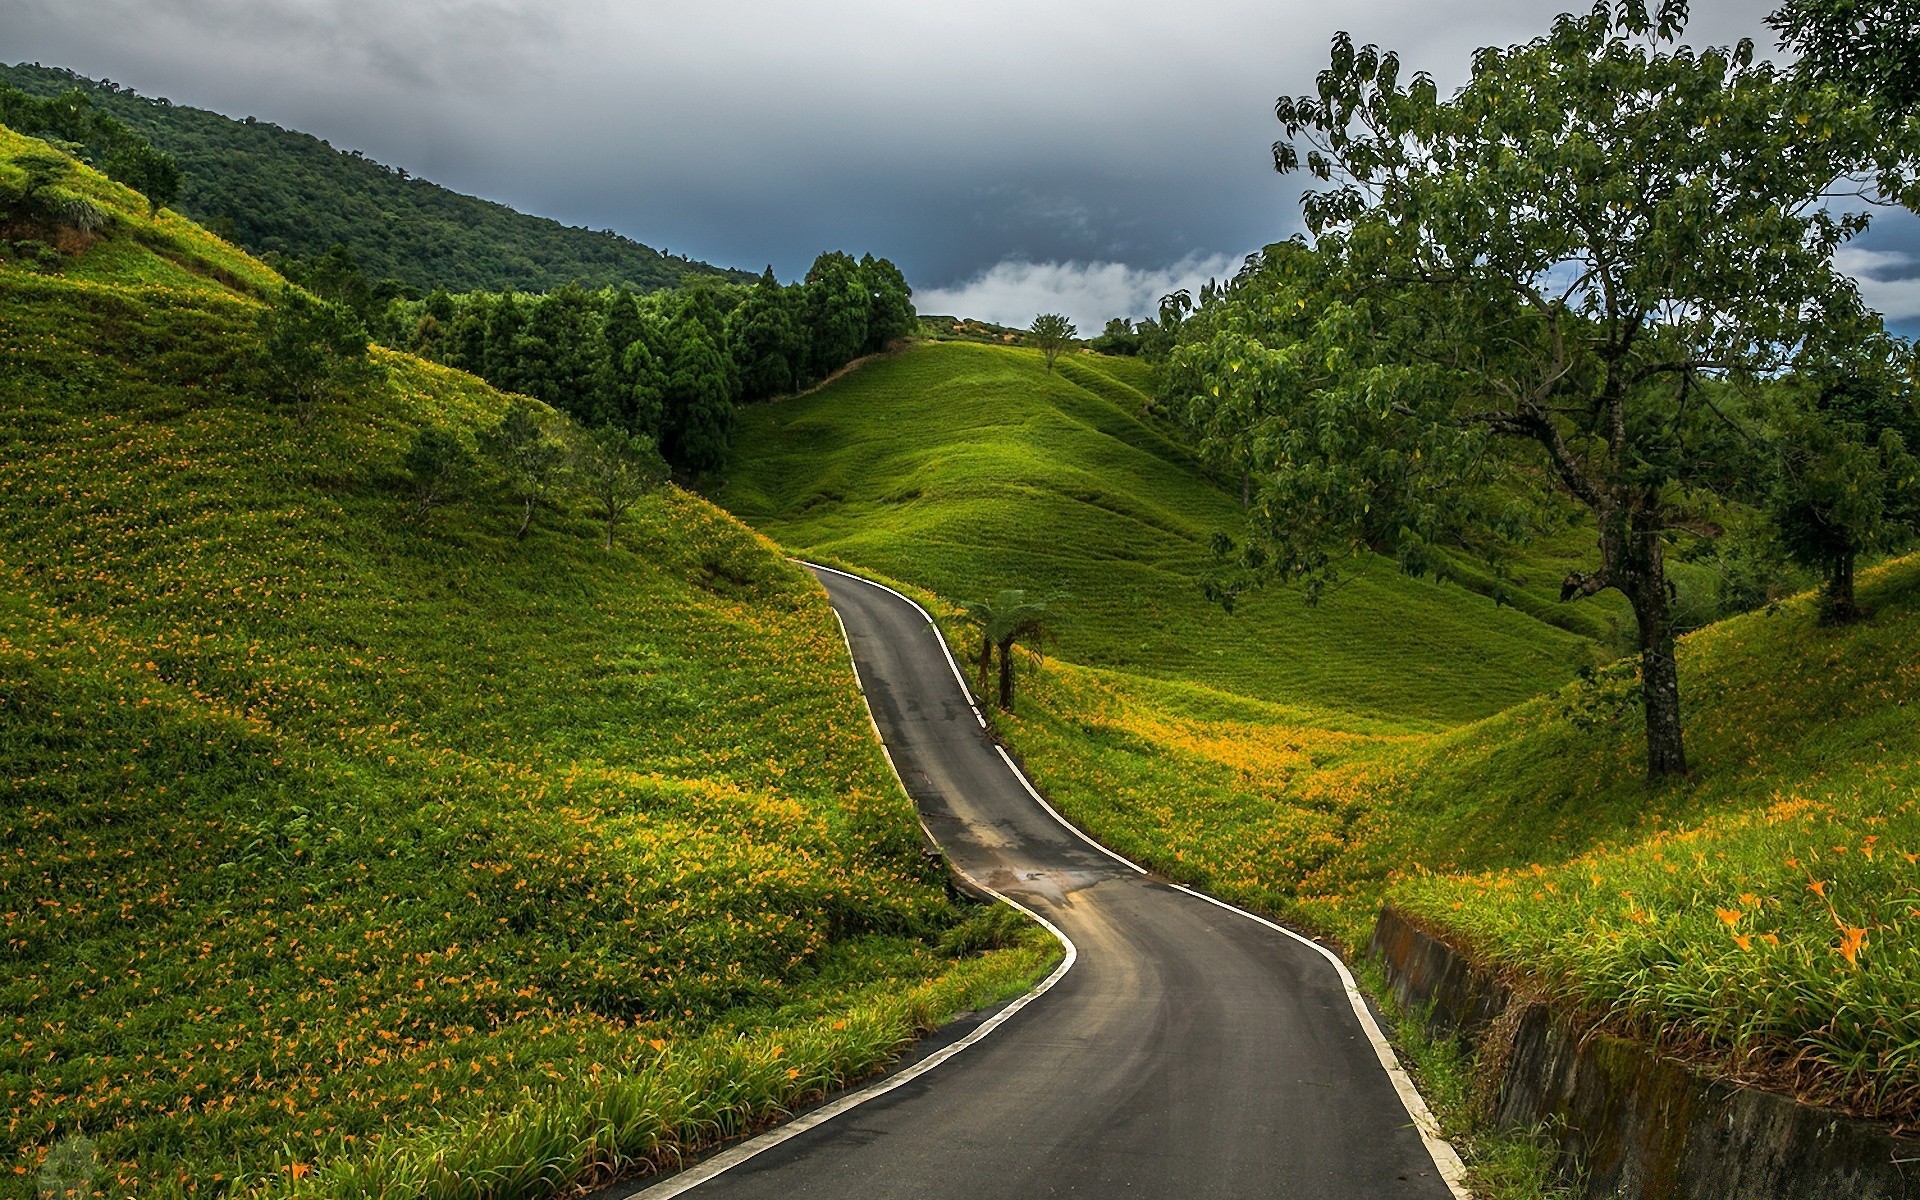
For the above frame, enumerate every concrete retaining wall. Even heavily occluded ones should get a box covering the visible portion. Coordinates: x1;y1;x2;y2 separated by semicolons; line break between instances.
1370;907;1918;1199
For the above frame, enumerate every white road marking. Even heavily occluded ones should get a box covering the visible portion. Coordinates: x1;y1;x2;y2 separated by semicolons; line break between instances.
616;571;1086;1200
815;562;1472;1199
624;894;1075;1200
808;561;989;728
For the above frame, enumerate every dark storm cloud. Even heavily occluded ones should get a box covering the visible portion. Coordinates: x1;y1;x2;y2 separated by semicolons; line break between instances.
7;0;1914;330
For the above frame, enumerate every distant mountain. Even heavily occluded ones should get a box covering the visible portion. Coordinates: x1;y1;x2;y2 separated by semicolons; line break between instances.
0;62;754;294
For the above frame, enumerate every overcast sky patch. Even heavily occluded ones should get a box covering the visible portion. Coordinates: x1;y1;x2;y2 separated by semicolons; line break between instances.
7;0;1917;335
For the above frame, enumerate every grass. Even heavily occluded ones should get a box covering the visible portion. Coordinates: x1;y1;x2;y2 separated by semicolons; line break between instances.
717;341;1593;727
718;339;1920;1140
1351;961;1575;1200
0;128;1055;1197
984;539;1920;1123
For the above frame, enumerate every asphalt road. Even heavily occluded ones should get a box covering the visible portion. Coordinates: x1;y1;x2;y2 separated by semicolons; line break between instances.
623;564;1463;1200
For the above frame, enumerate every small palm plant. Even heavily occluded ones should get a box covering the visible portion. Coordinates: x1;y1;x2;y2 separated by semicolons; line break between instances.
956;589;1060;712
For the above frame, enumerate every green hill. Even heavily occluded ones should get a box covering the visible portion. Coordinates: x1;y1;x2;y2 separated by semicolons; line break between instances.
716;340;1594;727
0;62;754;295
713;337;1920;1132
0;124;1046;1197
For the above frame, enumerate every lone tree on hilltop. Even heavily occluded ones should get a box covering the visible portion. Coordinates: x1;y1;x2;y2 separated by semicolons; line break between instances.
576;424;669;550
1173;1;1907;778
479;398;568;540
1029;313;1076;371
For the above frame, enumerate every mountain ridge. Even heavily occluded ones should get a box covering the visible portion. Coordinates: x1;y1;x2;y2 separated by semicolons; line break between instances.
0;61;755;295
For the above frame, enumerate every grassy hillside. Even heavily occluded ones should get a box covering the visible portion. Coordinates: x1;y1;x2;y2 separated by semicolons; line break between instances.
717;341;1594;727
1;63;753;295
994;559;1920;1120
0;126;1049;1197
715;336;1920;1130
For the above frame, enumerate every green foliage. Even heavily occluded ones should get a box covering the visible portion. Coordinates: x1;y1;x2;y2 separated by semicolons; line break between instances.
1176;3;1907;776
1770;0;1920;124
1090;317;1142;357
802;251;871;378
478;398;568;539
1028;312;1076;371
729;268;804;398
1766;335;1920;621
0;63;750;293
957;588;1061;711
255;285;381;411
662;313;737;474
0;81;180;211
403;250;916;474
577;424;669;548
403;424;477;517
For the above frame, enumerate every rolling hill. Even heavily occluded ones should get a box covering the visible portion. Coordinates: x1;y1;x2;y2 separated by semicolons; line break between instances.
0;62;754;295
715;341;1596;728
0;124;1048;1197
716;338;1920;1134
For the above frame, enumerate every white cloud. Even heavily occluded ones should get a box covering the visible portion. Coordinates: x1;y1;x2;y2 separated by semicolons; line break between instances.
917;253;1247;333
1835;247;1920;321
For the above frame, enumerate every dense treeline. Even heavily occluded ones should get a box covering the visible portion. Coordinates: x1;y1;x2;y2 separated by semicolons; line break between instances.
0;62;750;295
391;252;915;474
0;82;179;212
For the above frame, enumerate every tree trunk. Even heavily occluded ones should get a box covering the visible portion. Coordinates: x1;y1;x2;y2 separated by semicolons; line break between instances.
1823;552;1863;624
604;516;615;550
996;637;1016;711
518;495;533;540
1622;536;1688;779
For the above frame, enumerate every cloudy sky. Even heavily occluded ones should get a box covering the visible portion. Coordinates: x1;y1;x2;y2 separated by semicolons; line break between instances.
6;0;1918;333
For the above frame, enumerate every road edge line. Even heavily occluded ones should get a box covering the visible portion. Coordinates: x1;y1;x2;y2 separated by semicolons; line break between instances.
614;574;1082;1200
810;561;1472;1199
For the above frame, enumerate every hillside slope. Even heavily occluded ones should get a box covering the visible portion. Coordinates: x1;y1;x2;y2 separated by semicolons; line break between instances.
0;126;1046;1197
1;63;753;294
715;336;1920;1129
717;340;1594;726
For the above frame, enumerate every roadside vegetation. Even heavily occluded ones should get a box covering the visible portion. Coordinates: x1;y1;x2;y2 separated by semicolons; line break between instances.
0;127;1053;1197
717;340;1594;727
721;318;1920;1141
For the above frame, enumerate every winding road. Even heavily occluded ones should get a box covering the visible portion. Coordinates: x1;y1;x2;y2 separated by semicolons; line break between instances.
619;564;1466;1200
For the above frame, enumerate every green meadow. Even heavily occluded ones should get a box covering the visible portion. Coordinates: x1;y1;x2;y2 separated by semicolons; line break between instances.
720;340;1920;1126
717;340;1592;727
0;127;1052;1197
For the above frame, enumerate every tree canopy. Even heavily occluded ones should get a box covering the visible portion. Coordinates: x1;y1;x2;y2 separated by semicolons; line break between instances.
1029;313;1077;371
0;63;748;294
1167;0;1910;777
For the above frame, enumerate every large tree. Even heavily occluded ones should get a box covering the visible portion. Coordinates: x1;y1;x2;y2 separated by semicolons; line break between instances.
801;251;871;382
729;268;805;400
1770;0;1920;121
1180;1;1898;777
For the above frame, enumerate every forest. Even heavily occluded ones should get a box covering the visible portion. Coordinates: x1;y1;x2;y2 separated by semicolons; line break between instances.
386;252;916;474
0;62;750;295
